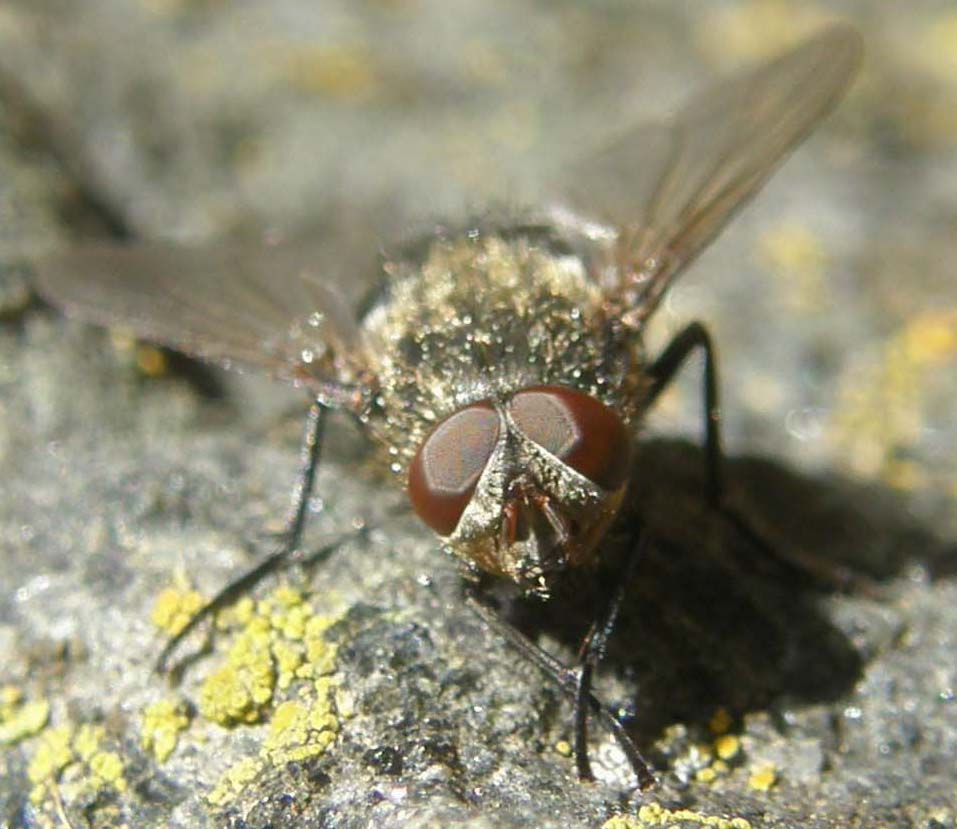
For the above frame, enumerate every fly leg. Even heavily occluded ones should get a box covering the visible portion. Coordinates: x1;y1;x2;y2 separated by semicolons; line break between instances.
646;322;861;592
465;586;656;789
645;322;723;506
572;532;650;782
155;398;329;674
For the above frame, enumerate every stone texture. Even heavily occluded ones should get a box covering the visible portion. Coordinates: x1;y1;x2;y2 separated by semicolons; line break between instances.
1;3;956;828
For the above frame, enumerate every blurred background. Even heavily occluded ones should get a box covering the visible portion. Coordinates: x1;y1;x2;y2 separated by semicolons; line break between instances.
1;2;956;828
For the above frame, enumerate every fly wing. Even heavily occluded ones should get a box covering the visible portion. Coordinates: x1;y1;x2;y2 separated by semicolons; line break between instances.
557;24;862;322
33;231;381;395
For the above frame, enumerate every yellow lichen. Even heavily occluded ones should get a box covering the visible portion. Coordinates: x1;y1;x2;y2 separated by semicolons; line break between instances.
207;757;264;806
0;693;49;745
641;802;751;828
198;630;276;726
748;762;778;791
151;585;207;636
268;585;306;611
262;696;339;765
216;596;256;630
900;311;957;362
0;685;23;714
196;587;344;729
757;222;829;311
695;766;718;784
141;699;191;763
72;723;104;761
109;330;172;377
207;678;343;805
27;721;127;805
602;818;638;829
273;639;305;690
831;309;957;485
604;804;752;829
135;344;169;377
27;725;74;796
555;739;572;757
277;603;310;640
188;584;344;805
88;751;127;791
303;624;338;677
714;734;741;762
267;43;380;102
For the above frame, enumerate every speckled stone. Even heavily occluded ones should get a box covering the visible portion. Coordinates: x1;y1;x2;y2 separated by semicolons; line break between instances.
1;3;956;828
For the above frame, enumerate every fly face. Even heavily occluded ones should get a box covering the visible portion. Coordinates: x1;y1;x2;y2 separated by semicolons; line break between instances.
408;385;631;595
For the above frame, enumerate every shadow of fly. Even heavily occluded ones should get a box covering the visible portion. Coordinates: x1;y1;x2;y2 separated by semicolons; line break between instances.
33;26;862;789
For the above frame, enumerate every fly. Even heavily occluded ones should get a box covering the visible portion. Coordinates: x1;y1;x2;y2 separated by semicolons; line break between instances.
33;26;862;788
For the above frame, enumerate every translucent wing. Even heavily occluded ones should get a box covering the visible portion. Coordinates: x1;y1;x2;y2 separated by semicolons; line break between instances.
33;230;382;398
557;24;862;323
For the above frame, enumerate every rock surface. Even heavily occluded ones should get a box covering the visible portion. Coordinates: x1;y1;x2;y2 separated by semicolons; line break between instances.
1;3;956;828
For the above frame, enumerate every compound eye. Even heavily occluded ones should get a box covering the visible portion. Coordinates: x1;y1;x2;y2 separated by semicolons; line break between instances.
408;402;500;536
509;386;630;491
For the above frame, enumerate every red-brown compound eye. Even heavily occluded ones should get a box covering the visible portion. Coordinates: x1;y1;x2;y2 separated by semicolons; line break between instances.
408;402;500;536
508;386;630;491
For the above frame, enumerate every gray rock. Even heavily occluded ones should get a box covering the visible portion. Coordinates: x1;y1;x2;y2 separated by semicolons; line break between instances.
2;3;956;828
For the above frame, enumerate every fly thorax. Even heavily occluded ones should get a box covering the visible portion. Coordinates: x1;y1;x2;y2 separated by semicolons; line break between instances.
361;232;642;485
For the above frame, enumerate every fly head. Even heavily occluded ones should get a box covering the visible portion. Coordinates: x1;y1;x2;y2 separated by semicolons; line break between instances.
408;385;632;597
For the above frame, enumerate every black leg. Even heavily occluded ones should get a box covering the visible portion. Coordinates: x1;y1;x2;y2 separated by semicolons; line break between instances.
282;399;328;551
465;587;656;789
645;321;722;506
646;323;868;594
573;532;650;780
155;399;328;674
